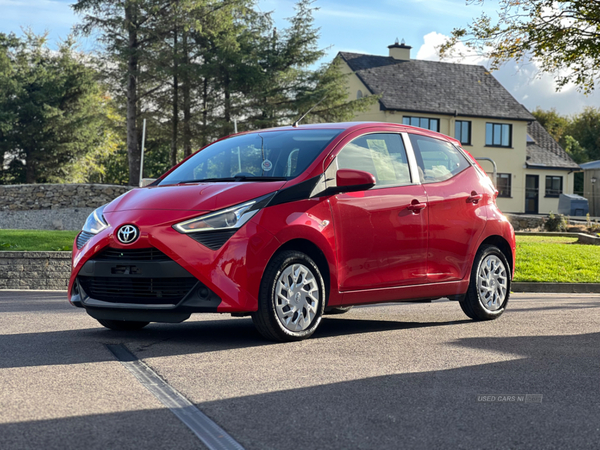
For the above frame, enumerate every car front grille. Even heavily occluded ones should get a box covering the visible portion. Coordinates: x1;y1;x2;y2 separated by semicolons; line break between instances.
94;247;171;261
78;276;198;305
78;246;197;305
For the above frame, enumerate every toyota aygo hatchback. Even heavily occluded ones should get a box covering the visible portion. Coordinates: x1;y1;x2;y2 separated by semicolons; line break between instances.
69;122;515;341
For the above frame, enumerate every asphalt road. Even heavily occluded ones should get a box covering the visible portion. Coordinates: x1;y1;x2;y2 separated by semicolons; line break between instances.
1;290;600;449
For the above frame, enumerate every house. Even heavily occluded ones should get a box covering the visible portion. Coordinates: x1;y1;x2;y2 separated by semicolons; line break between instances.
580;160;600;216
336;41;580;214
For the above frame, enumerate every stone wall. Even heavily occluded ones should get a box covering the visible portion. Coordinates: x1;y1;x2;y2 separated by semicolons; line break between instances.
0;184;132;230
0;252;71;290
505;213;546;231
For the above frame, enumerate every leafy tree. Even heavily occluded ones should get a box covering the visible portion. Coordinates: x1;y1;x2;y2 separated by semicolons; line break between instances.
73;0;376;180
73;0;180;185
0;31;110;184
532;108;569;142
532;106;600;164
566;107;600;162
440;0;600;93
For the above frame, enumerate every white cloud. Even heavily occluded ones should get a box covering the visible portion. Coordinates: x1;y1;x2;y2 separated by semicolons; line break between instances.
416;31;488;65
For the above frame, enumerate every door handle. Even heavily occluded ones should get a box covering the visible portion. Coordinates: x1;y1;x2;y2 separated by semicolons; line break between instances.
467;191;483;204
407;199;426;213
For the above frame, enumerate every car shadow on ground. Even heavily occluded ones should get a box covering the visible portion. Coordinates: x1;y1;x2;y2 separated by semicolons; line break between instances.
2;331;600;449
0;314;469;370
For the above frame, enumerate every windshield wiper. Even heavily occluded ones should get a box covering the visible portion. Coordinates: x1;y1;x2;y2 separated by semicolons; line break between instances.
232;176;288;181
173;176;287;184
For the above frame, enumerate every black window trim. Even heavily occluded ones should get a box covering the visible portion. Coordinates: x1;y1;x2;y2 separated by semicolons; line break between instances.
455;120;472;146
496;172;512;198
545;175;563;198
402;116;441;132
485;122;512;148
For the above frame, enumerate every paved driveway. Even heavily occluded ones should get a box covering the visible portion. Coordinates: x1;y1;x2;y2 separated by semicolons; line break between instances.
1;291;599;449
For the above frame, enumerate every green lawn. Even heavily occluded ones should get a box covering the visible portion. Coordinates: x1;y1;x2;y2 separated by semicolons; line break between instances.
0;229;79;251
514;235;600;283
1;230;599;283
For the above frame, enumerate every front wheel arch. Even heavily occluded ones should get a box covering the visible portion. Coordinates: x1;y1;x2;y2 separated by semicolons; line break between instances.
270;238;331;306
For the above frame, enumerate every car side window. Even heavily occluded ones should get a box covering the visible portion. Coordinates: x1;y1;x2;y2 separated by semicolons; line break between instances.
408;134;470;183
336;133;411;186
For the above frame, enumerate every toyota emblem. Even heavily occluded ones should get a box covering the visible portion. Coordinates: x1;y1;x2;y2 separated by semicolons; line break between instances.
116;225;139;244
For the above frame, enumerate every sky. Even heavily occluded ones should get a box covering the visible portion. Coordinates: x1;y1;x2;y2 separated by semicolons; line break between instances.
2;0;600;115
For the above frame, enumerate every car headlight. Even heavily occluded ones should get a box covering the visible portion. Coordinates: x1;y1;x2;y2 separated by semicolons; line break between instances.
173;196;270;234
82;205;109;234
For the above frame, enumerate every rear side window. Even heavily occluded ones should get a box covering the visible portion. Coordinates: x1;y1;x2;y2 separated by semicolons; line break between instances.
409;134;470;183
336;133;411;186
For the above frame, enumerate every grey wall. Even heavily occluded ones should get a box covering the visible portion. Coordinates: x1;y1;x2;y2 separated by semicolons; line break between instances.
0;184;132;230
0;252;71;290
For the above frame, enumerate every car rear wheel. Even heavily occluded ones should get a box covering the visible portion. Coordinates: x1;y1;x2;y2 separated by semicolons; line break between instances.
252;250;326;342
460;244;510;320
97;319;150;331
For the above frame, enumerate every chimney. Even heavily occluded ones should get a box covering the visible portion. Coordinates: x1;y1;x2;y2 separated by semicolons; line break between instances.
388;38;411;61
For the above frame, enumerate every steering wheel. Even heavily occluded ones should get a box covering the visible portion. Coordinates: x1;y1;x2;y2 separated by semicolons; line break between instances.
233;172;255;177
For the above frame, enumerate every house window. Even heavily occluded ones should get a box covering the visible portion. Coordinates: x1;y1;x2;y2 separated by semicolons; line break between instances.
403;116;440;132
496;173;511;197
545;176;563;197
454;120;471;145
357;90;363;99
485;123;512;147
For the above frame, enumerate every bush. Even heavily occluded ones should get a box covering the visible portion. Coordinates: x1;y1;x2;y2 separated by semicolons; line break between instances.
544;212;567;232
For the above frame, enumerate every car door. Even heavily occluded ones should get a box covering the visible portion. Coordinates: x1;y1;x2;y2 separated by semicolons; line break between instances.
328;132;428;291
407;133;488;283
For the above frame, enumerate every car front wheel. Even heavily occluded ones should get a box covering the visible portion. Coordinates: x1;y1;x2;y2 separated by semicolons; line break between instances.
459;244;510;320
252;250;326;342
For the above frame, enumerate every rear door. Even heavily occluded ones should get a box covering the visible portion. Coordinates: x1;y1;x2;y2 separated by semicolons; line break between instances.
329;132;428;291
407;133;488;283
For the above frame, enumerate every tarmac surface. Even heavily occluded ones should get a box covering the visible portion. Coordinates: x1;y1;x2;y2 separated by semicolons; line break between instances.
1;290;600;449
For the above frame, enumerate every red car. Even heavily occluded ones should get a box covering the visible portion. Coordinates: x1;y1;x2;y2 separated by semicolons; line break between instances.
69;122;515;341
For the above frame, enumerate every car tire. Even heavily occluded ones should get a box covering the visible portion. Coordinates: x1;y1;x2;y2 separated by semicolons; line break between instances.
324;306;353;315
252;250;326;342
97;319;150;331
460;244;511;321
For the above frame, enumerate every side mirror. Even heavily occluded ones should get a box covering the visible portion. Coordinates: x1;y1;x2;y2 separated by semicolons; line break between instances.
334;169;376;193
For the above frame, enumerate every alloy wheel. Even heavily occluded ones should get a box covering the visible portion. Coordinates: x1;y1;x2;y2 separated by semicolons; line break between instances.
477;254;508;311
275;263;320;332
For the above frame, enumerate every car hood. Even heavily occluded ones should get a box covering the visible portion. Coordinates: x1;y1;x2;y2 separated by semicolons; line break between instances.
104;181;287;213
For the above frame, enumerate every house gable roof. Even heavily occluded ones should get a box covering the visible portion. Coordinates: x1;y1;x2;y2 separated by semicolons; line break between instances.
338;52;534;121
526;120;580;170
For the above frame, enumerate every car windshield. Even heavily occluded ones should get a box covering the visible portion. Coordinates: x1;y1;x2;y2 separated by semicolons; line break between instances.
159;129;343;185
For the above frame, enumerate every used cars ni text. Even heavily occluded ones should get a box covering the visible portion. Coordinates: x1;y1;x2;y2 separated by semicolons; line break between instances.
69;122;515;341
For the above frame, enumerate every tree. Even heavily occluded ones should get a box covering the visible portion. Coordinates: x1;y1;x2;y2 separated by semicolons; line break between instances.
566;107;600;162
73;0;180;185
532;106;600;163
0;31;110;184
531;107;569;142
440;0;600;93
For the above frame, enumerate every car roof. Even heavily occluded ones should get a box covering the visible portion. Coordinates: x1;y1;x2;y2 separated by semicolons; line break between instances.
234;121;461;146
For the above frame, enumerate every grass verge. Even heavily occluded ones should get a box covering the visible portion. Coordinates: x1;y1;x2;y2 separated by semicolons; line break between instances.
1;231;599;283
0;229;78;252
514;235;600;283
